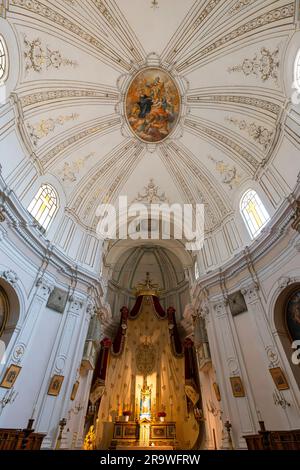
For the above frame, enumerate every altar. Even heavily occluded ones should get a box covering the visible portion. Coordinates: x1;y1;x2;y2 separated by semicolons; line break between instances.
92;274;201;450
110;421;177;450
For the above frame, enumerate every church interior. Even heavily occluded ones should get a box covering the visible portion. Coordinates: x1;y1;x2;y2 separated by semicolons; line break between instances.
0;0;300;452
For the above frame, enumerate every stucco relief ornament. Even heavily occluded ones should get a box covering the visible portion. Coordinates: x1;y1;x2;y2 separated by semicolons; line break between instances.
134;179;168;204
2;270;18;285
228;47;279;84
24;36;78;73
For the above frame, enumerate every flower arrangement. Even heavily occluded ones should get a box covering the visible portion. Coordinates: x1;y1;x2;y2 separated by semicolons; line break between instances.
122;410;132;417
157;411;166;418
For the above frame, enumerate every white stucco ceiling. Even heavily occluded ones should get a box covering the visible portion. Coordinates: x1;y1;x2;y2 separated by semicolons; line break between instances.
2;0;299;267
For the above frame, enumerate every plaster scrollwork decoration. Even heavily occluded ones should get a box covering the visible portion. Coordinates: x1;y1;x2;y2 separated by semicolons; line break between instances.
241;284;259;305
208;156;242;190
36;277;54;301
55;356;66;375
2;270;19;285
228;47;280;85
277;276;296;290
227;358;240;376
225;117;274;151
69;295;84;315
12;343;26;364
134;179;169;204
27;113;79;146
266;346;279;368
24;36;78;73
213;299;229;318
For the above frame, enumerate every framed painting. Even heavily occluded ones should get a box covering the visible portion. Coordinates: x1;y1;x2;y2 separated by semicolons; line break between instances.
269;367;289;391
230;376;245;397
125;67;180;143
48;375;64;396
0;364;21;389
213;382;221;402
167;424;176;439
113;424;123;439
151;425;166;439
70;380;80;401
123;424;138;439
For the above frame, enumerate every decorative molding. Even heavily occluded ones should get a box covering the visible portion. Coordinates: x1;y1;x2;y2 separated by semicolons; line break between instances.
225;117;274;151
134;179;169;204
24;36;78;73
208;156;242;189
227;0;257;16
228;47;280;84
1;269;19;285
27;113;79;146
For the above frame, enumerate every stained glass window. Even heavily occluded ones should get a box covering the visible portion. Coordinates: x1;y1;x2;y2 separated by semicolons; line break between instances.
28;184;58;231
0;35;8;83
294;49;300;91
240;189;270;239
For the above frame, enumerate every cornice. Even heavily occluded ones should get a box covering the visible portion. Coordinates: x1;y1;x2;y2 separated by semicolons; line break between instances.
0;168;105;298
193;179;300;296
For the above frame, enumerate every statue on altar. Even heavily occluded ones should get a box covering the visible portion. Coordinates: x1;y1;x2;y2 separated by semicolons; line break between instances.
140;379;152;421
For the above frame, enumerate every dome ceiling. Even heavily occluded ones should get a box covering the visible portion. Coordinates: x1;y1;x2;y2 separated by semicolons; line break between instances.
3;0;297;239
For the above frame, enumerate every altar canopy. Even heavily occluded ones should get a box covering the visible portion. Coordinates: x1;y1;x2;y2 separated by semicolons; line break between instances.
95;294;200;449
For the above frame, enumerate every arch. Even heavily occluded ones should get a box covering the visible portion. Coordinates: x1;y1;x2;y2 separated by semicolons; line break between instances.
239;189;270;239
0;278;21;351
27;183;59;231
0;34;9;83
273;283;300;389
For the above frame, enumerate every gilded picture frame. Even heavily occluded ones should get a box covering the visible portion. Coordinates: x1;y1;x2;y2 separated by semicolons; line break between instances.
230;376;245;397
48;374;64;396
213;382;221;402
70;380;80;401
269;367;289;391
0;364;21;389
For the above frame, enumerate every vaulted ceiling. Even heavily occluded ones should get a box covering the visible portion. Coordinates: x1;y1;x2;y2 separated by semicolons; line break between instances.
1;0;299;271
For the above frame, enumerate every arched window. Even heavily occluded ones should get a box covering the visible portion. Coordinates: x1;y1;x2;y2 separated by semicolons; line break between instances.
294;49;300;91
240;189;270;239
0;35;9;83
28;184;59;231
194;261;200;281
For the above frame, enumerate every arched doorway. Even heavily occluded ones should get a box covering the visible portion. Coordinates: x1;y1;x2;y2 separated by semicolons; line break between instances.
274;283;300;388
0;279;20;350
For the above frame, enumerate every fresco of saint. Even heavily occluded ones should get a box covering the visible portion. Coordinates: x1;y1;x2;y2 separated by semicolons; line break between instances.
126;68;180;143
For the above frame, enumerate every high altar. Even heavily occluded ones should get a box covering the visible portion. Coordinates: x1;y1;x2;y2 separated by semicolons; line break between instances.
91;274;201;450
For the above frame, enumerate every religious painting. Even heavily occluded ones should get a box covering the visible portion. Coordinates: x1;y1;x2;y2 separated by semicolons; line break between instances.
286;290;300;341
0;364;21;389
0;286;9;337
125;68;180;143
167;424;176;439
47;374;64;396
151;425;167;439
123;425;138;438
230;376;245;397
70;380;80;401
113;424;123;439
213;382;221;402
269;367;289;391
